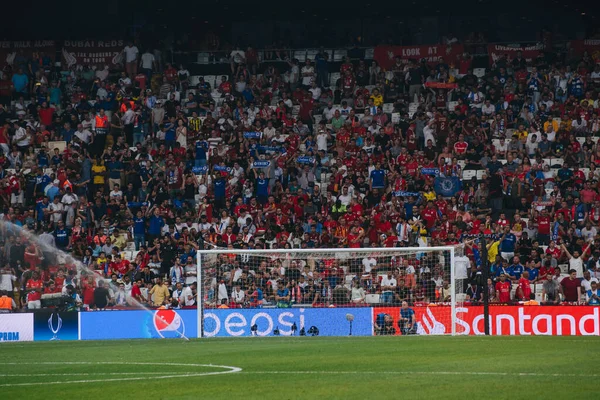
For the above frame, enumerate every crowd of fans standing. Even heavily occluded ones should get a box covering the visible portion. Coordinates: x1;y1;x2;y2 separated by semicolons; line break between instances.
1;37;600;314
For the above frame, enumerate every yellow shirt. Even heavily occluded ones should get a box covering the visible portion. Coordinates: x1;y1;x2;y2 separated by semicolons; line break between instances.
423;191;436;201
515;130;528;140
110;234;127;249
92;164;106;184
543;120;559;133
370;94;384;107
150;284;171;306
488;241;500;263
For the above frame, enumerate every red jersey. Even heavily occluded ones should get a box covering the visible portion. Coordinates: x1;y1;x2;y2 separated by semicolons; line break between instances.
536;216;551;235
517;277;532;300
26;279;43;301
495;281;512;303
421;208;438;229
454;141;468;154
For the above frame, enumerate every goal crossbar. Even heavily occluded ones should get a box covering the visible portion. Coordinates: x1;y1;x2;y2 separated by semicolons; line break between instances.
196;246;457;337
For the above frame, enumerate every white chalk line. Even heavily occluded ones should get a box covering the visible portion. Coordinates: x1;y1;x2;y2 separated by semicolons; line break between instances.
0;362;242;387
241;371;600;378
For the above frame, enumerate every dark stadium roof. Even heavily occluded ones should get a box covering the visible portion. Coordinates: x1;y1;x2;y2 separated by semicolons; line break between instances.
2;0;599;39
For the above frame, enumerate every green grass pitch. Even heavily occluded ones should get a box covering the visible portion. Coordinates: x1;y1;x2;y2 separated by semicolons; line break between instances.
1;336;599;399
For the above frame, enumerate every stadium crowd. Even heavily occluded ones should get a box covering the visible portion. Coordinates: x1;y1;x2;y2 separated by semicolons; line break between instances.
2;37;600;314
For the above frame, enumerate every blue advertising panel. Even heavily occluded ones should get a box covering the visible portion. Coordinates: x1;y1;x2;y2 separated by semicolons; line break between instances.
80;309;197;340
34;311;79;341
203;307;373;337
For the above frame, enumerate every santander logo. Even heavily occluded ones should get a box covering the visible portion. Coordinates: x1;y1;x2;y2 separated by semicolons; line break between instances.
411;306;600;336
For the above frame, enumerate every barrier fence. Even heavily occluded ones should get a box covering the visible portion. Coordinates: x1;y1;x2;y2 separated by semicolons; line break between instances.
1;306;598;342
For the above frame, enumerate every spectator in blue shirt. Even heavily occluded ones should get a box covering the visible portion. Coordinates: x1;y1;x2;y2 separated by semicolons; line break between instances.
12;68;29;95
509;257;525;282
147;206;165;244
499;227;517;260
370;162;386;189
275;283;291;308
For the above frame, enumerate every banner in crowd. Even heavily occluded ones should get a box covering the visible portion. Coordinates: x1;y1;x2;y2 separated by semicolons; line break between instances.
33;311;79;341
61;40;124;68
373;44;464;70
252;161;271;169
424;82;458;89
421;168;440;176
192;166;208;174
214;165;231;172
203;307;373;337
434;176;461;197
487;43;544;65
0;313;33;342
297;156;315;164
244;132;262;139
569;40;600;63
0;40;56;67
374;306;600;336
80;309;197;340
393;191;420;198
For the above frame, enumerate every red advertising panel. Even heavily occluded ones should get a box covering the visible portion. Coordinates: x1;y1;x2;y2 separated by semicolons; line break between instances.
374;306;600;336
373;44;464;70
487;44;544;66
569;40;600;63
61;40;124;68
0;40;56;67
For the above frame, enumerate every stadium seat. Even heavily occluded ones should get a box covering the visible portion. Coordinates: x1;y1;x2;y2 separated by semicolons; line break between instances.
476;170;486;180
329;72;340;87
391;112;400;123
189;75;201;87
447;101;458;111
473;68;486;77
382;103;394;113
581;168;590;177
294;50;307;62
365;294;380;304
48;141;67;153
333;49;347;62
197;53;210;64
457;160;466;169
498;159;507;165
462;170;477;180
549;158;564;167
576;137;585;145
314;114;323;125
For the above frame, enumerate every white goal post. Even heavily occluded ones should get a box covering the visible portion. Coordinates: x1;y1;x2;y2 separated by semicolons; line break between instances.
196;246;457;337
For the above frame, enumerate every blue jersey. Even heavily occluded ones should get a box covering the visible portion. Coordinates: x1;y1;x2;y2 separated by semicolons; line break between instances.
526;268;538;281
133;217;146;235
370;169;385;188
54;228;69;248
35;202;49;221
37;153;49;167
400;307;415;321
195;141;208;160
510;264;524;279
500;233;516;252
214;179;226;198
35;175;51;192
587;289;600;305
256;178;269;197
148;215;164;235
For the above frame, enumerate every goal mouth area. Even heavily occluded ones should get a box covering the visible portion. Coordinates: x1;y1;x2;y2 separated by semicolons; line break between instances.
195;246;458;336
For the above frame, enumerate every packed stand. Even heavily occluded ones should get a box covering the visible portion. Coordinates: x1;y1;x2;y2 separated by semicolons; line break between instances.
2;41;600;314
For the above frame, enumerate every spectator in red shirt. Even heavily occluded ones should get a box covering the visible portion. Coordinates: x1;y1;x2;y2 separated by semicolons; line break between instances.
495;274;512;303
560;269;582;303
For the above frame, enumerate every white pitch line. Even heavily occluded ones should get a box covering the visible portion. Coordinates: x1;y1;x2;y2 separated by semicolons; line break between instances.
241;371;600;378
0;372;167;377
0;362;242;387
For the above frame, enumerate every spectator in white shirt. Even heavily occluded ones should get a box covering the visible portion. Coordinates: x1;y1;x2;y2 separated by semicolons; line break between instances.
123;41;139;77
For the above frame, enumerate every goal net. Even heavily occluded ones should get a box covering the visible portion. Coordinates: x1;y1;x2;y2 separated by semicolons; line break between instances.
196;246;461;337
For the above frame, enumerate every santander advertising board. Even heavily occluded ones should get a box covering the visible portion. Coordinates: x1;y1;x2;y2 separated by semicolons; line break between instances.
374;306;600;336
